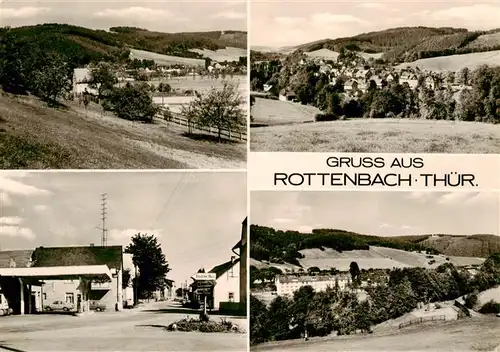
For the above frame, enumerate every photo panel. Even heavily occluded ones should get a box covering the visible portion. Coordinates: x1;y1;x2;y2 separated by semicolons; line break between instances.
0;171;247;351
249;190;500;351
249;1;500;153
0;0;248;169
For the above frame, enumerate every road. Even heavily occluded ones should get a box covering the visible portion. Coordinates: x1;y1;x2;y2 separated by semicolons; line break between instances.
0;300;247;352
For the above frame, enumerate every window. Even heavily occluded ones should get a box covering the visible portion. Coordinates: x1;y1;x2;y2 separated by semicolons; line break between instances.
65;293;74;304
42;293;47;300
228;292;235;302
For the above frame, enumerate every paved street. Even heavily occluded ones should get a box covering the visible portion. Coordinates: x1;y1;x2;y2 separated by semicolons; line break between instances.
0;300;247;351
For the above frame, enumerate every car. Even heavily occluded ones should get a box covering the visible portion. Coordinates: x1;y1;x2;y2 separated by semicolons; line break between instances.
89;300;107;312
44;300;74;312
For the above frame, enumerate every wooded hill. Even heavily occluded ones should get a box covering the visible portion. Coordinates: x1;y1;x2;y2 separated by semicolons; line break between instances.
0;24;247;67
293;26;500;63
250;225;500;266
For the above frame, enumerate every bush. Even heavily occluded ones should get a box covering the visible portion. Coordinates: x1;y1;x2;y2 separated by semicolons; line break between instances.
315;113;338;122
479;300;500;314
464;293;478;309
166;317;243;333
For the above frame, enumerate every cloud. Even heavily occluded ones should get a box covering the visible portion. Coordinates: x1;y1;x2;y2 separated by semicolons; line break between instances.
1;7;51;20
0;192;11;206
412;4;500;29
109;228;163;243
94;7;183;21
0;226;35;240
437;192;475;205
296;225;313;233
356;3;387;10
272;218;294;224
274;16;305;26
401;225;412;230
310;13;367;26
33;205;49;213
212;11;246;20
0;176;50;197
379;223;392;228
0;217;23;225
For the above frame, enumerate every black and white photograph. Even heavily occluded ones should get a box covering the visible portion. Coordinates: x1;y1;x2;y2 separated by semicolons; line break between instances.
0;171;247;351
0;1;248;169
250;191;500;351
250;1;500;153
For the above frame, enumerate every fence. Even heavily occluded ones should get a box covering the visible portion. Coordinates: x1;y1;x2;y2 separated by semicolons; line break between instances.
398;315;446;329
156;109;247;142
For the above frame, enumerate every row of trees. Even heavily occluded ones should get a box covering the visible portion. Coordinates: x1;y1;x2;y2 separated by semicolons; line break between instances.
250;253;500;345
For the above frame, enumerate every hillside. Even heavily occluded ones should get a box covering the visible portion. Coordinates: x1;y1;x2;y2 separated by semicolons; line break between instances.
250;225;499;268
0;93;246;169
284;26;500;63
0;24;247;68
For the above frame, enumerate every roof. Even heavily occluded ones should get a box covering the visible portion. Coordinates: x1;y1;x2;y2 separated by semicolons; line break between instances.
32;246;123;270
209;258;240;279
277;274;350;284
0;250;34;268
0;265;112;281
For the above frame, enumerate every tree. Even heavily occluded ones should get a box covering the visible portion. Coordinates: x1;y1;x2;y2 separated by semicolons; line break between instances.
349;261;361;283
89;62;118;99
31;53;72;105
125;233;170;299
122;268;132;289
109;83;159;123
181;81;245;141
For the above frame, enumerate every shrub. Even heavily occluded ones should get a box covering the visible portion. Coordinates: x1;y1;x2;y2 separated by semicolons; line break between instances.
464;293;478;309
166;317;243;333
315;113;338;122
479;300;500;314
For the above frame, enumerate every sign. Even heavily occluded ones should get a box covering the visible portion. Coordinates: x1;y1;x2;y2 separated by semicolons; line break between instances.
193;273;216;281
196;288;212;295
91;282;111;290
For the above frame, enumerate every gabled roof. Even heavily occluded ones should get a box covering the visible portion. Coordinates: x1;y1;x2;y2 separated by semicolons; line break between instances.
0;250;34;268
209;258;240;279
32;246;123;270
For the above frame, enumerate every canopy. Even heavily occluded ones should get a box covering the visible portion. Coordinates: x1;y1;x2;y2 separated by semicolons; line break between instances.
0;265;113;281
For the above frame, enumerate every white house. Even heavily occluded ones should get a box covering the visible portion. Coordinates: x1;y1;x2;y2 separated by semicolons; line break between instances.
72;68;98;99
276;274;351;296
209;255;240;311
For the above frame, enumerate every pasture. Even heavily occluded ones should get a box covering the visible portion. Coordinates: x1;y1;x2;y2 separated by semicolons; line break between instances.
251;116;500;153
396;50;500;72
129;48;205;67
251;97;319;126
190;47;247;62
305;49;383;60
251;246;485;273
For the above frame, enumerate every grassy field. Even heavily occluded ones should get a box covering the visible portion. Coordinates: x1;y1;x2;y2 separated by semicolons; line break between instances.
252;246;485;272
396;50;500;72
190;47;247;62
0;93;246;169
252;316;500;351
129;48;206;67
158;75;248;95
251;98;320;126
251;118;500;153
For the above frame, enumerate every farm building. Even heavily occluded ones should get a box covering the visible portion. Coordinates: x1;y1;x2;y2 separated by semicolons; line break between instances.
275;274;351;296
72;68;98;99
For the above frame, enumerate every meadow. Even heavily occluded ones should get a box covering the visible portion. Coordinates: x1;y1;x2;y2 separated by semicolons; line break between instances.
396;50;500;72
251;109;500;153
129;49;205;67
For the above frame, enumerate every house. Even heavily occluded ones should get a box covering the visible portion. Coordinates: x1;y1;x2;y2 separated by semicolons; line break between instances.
72;68;98;99
344;80;359;93
276;274;351;296
263;84;273;92
279;89;296;101
209;256;240;312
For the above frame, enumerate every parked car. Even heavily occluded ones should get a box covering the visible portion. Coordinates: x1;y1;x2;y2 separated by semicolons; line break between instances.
89;300;107;312
45;300;74;312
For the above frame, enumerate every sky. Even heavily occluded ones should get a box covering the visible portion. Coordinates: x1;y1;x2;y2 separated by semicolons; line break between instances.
250;1;500;47
0;171;247;285
0;0;246;32
251;191;500;237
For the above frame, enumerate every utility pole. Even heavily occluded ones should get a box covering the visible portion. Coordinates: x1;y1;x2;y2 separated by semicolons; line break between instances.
99;193;108;247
